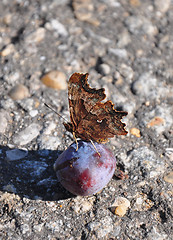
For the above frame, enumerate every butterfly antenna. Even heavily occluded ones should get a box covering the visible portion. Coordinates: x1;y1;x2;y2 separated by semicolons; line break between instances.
90;140;101;157
44;103;68;123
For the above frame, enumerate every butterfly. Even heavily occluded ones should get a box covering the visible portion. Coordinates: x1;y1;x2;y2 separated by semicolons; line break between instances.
63;73;128;144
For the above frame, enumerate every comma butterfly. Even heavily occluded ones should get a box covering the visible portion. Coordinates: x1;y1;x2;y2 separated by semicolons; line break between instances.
64;73;128;143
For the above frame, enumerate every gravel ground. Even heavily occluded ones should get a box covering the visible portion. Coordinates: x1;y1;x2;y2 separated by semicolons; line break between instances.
0;0;173;239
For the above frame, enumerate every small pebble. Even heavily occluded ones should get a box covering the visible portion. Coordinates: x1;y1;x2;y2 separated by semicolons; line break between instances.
125;16;157;36
112;196;130;208
72;0;99;26
132;73;157;98
5;72;20;84
130;0;140;6
142;20;158;36
119;64;134;82
147;117;164;128
130;128;141;138
125;15;143;34
142;104;173;135
111;196;130;217
0;110;10;133
13;123;42;146
33;223;44;232
154;0;171;13
108;48;128;59
134;193;154;211
72;0;93;22
117;30;131;48
45;220;63;233
20;224;30;235
164;172;173;184
72;197;93;213
0;43;15;56
112;225;121;237
6;149;28;161
41;70;67;90
38;135;61;150
49;19;68;37
0;99;15;110
2;14;12;25
98;63;111;75
43;122;56;135
18;98;34;112
8;84;30;100
165;148;173;161
114;205;128;217
29;109;38;117
105;0;121;7
25;27;45;43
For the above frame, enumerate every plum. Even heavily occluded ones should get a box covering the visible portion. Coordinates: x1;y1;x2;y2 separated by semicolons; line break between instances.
54;140;116;196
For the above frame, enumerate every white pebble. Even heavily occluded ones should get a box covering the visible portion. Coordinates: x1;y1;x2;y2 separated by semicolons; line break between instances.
6;149;28;161
29;109;38;117
13;123;42;146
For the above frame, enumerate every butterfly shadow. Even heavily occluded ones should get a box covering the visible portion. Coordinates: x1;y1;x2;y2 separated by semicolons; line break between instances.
0;145;76;201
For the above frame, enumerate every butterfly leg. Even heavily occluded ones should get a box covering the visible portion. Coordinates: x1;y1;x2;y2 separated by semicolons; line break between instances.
90;140;101;157
73;132;78;151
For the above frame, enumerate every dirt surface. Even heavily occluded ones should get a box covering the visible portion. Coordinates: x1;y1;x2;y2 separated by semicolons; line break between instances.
0;0;173;239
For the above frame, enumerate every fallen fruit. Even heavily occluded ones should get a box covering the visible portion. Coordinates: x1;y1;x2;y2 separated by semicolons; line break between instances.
54;140;116;196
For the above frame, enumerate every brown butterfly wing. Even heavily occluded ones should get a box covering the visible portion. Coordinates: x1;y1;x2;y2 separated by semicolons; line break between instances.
77;100;128;143
64;72;128;143
64;73;106;133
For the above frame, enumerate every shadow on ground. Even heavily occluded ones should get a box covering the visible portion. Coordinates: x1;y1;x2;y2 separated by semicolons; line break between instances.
0;145;75;201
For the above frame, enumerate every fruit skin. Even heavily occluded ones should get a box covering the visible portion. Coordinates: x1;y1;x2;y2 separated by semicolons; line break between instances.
54;140;116;196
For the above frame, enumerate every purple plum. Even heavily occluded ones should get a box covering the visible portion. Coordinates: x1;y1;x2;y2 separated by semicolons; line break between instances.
54;140;116;196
